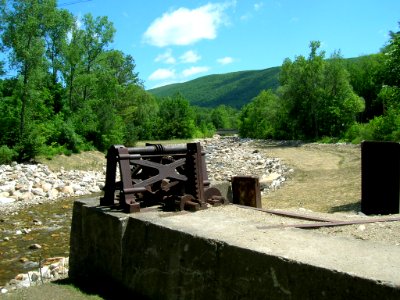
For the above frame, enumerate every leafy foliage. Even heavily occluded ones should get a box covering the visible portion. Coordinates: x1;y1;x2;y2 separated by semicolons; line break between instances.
343;24;400;143
155;94;196;140
279;42;365;139
0;145;17;164
344;54;385;121
239;90;283;139
240;42;366;141
1;1;398;163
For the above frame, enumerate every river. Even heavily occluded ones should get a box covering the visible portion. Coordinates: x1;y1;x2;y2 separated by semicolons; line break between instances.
0;194;100;287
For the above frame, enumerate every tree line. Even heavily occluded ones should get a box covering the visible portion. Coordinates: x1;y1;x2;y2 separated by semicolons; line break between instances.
0;1;398;164
240;29;400;143
0;0;238;163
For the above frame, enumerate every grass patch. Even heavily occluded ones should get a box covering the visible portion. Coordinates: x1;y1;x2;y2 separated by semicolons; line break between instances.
36;151;106;172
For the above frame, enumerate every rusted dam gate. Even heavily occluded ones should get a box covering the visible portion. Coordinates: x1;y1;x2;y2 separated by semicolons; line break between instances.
69;142;400;299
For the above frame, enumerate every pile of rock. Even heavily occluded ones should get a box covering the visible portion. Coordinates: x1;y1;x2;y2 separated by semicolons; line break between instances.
0;136;292;214
0;257;68;294
200;136;292;194
0;163;105;213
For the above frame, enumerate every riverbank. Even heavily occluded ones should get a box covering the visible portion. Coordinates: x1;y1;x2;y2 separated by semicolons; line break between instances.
1;136;399;297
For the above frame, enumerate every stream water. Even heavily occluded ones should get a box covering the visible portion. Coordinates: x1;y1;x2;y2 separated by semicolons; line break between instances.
0;194;101;287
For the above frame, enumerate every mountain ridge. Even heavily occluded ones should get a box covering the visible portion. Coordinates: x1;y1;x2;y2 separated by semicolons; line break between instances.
147;66;281;108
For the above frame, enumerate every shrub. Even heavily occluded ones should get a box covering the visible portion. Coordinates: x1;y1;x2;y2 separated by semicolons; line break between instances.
0;145;17;164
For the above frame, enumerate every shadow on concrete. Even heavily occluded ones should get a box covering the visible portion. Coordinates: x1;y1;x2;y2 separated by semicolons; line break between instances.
54;278;149;300
329;201;361;213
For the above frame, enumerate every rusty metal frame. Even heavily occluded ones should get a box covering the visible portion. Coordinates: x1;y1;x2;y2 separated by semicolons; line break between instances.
100;142;224;213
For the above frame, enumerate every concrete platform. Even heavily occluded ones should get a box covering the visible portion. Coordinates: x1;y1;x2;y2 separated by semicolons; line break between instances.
69;198;400;299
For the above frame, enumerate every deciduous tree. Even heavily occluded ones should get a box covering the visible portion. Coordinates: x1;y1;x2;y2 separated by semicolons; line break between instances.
279;41;364;139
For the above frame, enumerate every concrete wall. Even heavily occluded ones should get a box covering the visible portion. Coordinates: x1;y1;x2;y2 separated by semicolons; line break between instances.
69;198;400;300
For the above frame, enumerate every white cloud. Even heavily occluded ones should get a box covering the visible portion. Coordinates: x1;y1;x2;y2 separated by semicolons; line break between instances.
143;2;233;47
217;56;234;65
254;2;264;11
182;66;210;77
155;49;176;64
148;68;176;81
240;13;252;21
180;50;201;63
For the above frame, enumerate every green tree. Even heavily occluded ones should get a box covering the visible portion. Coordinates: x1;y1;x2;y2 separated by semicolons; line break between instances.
320;51;365;136
156;94;196;139
0;79;20;146
0;0;153;157
62;20;85;111
211;105;230;129
239;90;282;139
383;25;400;88
44;7;74;87
279;41;364;139
80;14;115;103
366;24;400;141
119;85;159;143
63;13;115;112
192;106;216;138
345;54;385;121
93;51;150;146
210;105;239;130
63;15;119;150
1;0;54;137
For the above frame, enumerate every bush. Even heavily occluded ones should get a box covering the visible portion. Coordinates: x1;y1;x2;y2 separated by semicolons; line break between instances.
343;107;400;143
14;127;46;161
343;123;373;144
318;136;340;144
58;121;85;153
0;145;17;164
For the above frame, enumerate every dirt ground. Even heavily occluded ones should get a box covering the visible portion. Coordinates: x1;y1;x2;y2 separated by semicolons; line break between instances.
255;141;362;213
250;140;400;246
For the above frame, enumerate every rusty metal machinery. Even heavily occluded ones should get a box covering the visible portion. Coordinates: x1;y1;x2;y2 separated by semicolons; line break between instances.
100;142;226;213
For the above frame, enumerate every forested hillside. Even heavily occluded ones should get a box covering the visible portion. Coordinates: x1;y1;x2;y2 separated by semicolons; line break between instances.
0;1;399;164
148;67;280;108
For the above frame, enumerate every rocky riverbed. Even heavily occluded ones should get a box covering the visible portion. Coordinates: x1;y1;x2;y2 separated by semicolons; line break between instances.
0;136;292;293
203;136;293;190
0;164;105;215
0;136;291;216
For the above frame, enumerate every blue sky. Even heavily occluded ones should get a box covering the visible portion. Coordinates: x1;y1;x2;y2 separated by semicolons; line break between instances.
61;1;400;89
